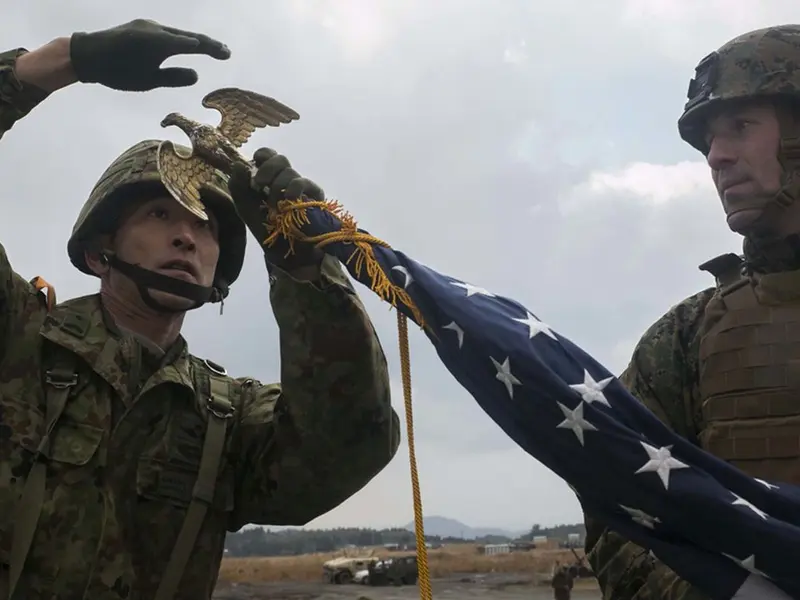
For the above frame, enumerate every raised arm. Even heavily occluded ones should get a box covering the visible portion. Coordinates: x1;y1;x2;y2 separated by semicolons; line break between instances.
0;20;230;360
0;41;77;361
0;42;64;140
229;256;400;527
582;288;716;600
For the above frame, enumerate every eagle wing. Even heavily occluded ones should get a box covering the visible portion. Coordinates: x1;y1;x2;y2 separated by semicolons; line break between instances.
202;87;300;148
156;141;216;220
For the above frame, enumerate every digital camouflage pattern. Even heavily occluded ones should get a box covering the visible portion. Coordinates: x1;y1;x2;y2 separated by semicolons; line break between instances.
582;285;717;600
585;24;800;600
0;49;400;599
678;24;800;154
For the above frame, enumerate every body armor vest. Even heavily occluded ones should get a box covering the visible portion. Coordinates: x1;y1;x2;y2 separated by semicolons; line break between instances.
697;253;800;485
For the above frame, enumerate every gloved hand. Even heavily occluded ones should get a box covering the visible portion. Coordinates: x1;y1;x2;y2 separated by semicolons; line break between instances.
228;147;326;272
69;19;230;91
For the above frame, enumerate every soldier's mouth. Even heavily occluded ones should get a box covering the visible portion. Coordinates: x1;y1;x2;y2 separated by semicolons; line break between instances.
160;260;197;279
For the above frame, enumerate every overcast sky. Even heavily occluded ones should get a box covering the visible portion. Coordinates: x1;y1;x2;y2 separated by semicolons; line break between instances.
2;1;797;533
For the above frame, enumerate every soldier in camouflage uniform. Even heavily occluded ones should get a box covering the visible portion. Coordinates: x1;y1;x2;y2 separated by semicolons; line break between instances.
0;19;400;600
550;561;574;600
582;24;800;600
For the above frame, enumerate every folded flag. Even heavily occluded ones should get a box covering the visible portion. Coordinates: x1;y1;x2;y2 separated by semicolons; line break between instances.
265;197;800;600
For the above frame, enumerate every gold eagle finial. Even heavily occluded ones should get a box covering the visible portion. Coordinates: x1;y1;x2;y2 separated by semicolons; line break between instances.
156;87;300;219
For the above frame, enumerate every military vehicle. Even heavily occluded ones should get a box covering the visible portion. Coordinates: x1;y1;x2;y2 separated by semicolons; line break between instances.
365;554;419;586
322;555;379;584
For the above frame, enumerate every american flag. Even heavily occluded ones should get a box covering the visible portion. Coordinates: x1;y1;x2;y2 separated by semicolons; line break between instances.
284;205;800;599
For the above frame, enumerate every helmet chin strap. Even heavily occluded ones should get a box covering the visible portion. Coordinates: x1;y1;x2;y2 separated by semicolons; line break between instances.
101;252;228;314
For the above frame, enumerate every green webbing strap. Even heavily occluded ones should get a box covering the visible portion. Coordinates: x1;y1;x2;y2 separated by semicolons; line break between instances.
153;367;235;600
7;364;78;600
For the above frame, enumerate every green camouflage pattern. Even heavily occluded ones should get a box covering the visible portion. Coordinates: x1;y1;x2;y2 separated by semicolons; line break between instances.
582;284;716;600
678;24;800;153
584;25;800;599
68;137;247;289
0;49;49;139
582;236;800;598
0;53;400;599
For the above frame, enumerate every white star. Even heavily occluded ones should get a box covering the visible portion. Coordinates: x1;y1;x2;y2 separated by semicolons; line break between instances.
442;321;465;348
391;265;413;288
513;312;557;340
634;442;689;490
490;356;522;398
755;478;779;491
620;504;661;529
569;370;613;407
451;281;495;297
731;493;768;520
556;401;597;445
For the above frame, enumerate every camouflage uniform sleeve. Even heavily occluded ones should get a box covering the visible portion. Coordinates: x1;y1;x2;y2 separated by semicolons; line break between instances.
0;50;49;361
0;243;45;364
229;255;400;528
0;48;50;140
583;287;717;600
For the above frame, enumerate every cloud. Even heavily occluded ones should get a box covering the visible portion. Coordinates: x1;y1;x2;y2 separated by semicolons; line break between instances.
559;160;714;214
1;0;792;535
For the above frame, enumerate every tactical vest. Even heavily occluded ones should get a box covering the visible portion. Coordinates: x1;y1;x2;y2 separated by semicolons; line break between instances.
6;278;239;600
697;253;800;485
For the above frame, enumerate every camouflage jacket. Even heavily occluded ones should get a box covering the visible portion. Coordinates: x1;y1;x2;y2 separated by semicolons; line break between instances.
584;238;800;599
0;50;400;599
581;282;717;600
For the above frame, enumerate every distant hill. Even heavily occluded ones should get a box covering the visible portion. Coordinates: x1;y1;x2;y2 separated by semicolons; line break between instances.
402;516;526;540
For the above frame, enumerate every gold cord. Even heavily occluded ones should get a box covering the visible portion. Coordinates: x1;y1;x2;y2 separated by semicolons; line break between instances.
265;198;432;600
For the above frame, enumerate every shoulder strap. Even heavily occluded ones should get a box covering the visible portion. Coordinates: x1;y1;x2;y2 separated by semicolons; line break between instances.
154;358;237;600
8;353;79;600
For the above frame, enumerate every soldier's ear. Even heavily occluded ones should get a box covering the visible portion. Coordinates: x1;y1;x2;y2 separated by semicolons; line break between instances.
84;234;114;277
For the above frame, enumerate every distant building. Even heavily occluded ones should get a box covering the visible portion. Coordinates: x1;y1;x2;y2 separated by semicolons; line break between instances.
480;543;511;555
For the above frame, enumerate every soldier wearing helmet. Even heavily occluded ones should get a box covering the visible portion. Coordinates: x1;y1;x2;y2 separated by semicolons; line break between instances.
0;19;399;600
581;25;800;600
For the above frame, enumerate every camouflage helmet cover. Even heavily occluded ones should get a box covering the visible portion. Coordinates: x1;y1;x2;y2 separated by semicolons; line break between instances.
678;25;800;153
68;139;247;289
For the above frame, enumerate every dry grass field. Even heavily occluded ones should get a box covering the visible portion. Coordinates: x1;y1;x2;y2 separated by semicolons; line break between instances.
219;543;583;583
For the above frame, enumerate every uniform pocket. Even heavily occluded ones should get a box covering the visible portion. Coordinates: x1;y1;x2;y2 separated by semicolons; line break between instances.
49;421;104;465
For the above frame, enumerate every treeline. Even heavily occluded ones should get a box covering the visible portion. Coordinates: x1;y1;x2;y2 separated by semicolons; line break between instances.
223;522;586;557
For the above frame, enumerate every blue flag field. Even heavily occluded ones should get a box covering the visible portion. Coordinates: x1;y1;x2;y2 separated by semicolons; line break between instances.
266;197;800;600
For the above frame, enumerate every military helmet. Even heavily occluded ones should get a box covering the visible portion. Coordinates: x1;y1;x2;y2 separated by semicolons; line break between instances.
68;139;247;291
678;25;800;153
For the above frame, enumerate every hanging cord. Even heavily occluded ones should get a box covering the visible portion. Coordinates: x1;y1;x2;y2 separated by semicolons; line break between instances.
264;197;432;600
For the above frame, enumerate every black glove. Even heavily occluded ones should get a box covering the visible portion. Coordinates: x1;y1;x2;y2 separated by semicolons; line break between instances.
228;147;326;272
69;19;230;91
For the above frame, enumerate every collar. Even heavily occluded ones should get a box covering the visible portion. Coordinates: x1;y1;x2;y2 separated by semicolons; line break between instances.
39;294;195;399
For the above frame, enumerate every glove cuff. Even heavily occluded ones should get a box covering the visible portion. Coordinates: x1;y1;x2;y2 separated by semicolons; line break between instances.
68;32;98;84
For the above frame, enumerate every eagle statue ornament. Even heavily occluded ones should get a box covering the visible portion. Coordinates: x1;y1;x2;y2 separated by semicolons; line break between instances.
157;87;300;220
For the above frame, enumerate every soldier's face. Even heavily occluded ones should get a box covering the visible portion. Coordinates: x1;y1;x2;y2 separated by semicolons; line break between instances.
704;100;784;235
109;195;220;310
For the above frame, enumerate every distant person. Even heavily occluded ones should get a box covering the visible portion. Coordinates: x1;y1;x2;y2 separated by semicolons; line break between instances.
551;561;574;600
0;17;400;600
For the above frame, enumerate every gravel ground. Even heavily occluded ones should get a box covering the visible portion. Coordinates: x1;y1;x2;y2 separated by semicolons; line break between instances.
213;573;600;600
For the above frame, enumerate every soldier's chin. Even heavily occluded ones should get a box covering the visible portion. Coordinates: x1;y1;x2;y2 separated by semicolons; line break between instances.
725;207;766;235
146;289;196;312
